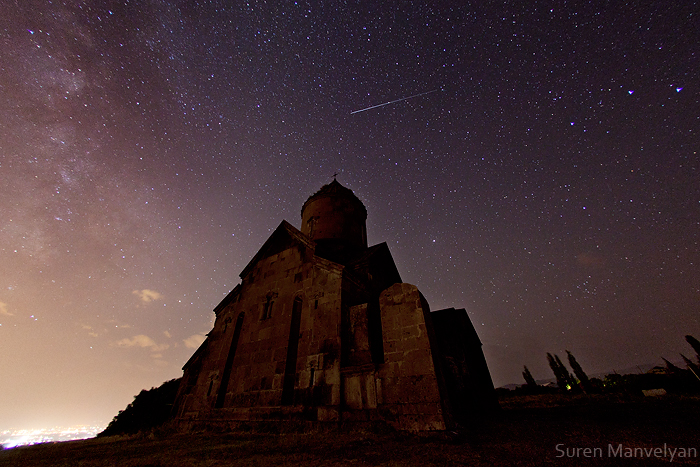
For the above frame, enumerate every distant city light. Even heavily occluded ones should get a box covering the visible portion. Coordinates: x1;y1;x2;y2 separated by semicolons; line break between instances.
1;426;102;449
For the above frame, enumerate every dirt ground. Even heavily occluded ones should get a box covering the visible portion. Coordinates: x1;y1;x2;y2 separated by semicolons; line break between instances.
1;394;698;466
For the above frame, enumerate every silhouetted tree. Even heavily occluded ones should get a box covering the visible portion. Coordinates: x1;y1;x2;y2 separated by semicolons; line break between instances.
566;350;592;392
685;335;700;364
98;378;181;437
522;365;537;387
681;354;700;382
546;353;561;387
662;358;683;375
547;353;574;391
555;354;577;390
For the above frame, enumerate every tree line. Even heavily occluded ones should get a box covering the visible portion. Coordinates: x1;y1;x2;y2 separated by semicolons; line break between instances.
519;335;700;395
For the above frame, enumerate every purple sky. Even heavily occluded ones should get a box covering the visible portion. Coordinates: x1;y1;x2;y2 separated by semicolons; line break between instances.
1;1;698;430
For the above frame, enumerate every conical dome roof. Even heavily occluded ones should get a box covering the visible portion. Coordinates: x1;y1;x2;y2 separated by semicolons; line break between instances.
301;179;366;217
300;180;368;263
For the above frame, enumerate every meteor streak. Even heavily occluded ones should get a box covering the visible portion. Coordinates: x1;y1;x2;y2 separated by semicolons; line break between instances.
351;88;441;114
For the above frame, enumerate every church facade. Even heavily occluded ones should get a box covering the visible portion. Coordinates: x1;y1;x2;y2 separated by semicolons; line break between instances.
172;181;497;431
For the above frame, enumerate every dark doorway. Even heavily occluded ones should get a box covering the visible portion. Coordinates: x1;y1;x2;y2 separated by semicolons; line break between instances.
215;312;244;408
281;297;303;405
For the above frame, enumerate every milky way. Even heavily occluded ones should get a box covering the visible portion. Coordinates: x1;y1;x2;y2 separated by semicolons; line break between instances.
0;1;698;430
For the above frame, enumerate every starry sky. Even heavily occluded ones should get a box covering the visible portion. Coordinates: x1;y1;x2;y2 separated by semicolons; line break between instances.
1;1;698;431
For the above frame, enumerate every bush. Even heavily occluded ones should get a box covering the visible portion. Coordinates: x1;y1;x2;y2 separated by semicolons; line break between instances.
98;378;181;437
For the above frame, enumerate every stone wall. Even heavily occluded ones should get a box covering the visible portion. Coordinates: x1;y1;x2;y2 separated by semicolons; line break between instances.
175;243;346;422
375;283;451;431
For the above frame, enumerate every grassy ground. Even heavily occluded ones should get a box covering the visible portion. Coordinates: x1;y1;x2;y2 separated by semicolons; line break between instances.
1;394;699;466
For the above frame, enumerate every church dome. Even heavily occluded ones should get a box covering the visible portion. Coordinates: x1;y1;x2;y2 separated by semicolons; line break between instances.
301;180;367;262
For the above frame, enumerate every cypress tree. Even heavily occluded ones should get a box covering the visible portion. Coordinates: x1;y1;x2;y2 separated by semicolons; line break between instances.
547;353;571;391
681;354;700;382
555;354;576;390
566;350;592;392
522;365;537;387
685;335;700;365
662;358;683;375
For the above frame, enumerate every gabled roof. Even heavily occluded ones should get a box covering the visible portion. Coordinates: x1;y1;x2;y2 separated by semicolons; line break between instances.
347;242;402;291
213;284;241;316
347;242;391;268
182;336;210;371
239;220;315;280
431;307;483;346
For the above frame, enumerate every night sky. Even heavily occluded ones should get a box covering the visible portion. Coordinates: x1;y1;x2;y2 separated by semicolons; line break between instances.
1;1;698;431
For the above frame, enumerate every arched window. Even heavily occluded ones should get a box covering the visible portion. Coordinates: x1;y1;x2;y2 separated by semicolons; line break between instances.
223;316;232;333
261;294;275;320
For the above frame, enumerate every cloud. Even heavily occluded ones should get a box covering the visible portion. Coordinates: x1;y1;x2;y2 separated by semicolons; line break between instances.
77;323;100;337
132;289;164;303
163;330;172;338
184;333;206;349
0;302;14;316
116;334;169;352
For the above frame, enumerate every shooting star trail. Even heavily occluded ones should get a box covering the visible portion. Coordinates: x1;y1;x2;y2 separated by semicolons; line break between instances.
351;88;441;114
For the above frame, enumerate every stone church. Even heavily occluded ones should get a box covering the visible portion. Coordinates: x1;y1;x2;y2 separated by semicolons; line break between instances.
172;180;497;431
